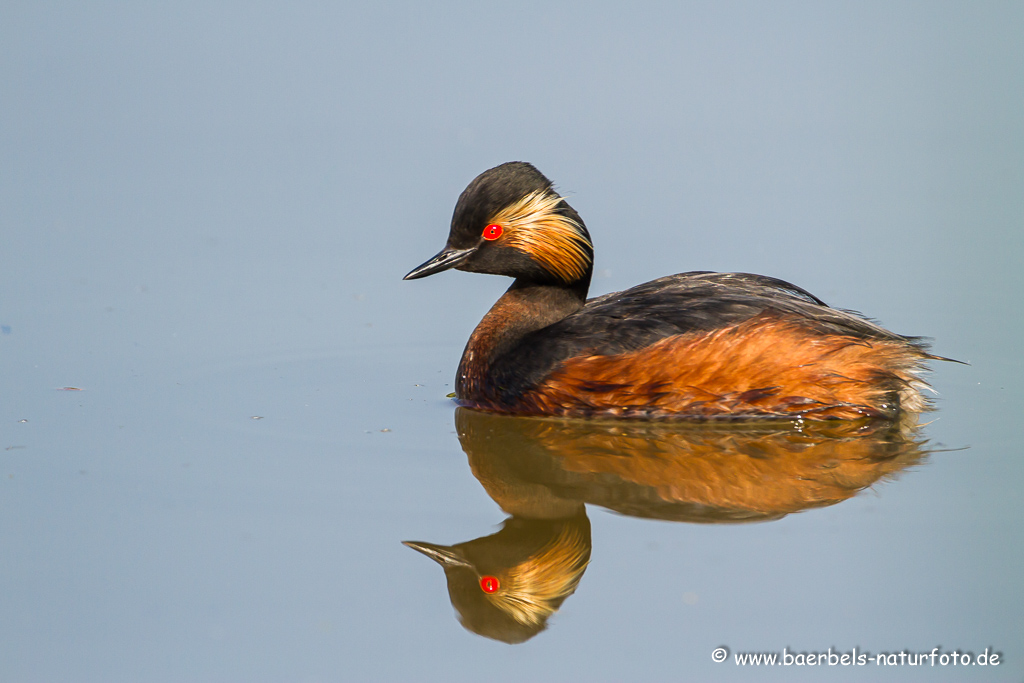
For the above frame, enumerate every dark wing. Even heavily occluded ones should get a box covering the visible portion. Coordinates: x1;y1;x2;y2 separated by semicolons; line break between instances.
489;271;926;396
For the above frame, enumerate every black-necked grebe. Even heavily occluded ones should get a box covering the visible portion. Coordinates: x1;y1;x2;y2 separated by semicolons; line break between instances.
405;162;944;420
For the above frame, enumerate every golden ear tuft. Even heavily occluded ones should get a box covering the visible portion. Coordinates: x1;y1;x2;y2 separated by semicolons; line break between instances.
490;191;592;282
487;523;590;627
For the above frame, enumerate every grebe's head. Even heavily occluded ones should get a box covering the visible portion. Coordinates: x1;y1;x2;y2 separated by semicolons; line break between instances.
402;514;591;643
404;162;593;288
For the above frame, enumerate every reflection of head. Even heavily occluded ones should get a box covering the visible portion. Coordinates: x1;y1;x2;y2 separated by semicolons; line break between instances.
404;514;591;643
457;408;929;522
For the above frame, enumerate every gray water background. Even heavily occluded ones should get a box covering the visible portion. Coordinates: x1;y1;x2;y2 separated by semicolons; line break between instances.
2;2;1021;681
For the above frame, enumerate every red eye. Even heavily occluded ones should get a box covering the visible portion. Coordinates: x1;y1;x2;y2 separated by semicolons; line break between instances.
482;224;503;240
480;576;500;593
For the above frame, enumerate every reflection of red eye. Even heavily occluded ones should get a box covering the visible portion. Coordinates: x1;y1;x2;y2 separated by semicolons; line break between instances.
480;576;500;593
483;224;503;240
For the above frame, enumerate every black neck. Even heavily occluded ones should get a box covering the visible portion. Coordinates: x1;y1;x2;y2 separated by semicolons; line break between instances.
456;278;588;401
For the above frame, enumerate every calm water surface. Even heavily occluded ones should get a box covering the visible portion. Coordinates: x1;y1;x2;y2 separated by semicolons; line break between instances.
2;3;1021;681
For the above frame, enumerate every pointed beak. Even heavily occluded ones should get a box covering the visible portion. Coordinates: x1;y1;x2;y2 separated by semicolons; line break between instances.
402;540;473;568
403;246;476;280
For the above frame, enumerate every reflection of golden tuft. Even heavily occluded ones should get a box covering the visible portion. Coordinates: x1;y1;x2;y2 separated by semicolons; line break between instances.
457;408;928;522
404;514;591;644
490;190;592;282
491;522;590;627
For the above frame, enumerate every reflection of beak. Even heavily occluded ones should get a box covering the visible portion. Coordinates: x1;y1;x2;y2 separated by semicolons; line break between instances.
403;247;476;280
402;540;473;568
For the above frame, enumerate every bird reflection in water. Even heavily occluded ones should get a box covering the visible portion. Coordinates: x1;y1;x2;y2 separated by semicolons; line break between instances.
404;408;930;642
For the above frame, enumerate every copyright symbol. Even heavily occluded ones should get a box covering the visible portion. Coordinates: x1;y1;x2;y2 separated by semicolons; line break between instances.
712;647;728;663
